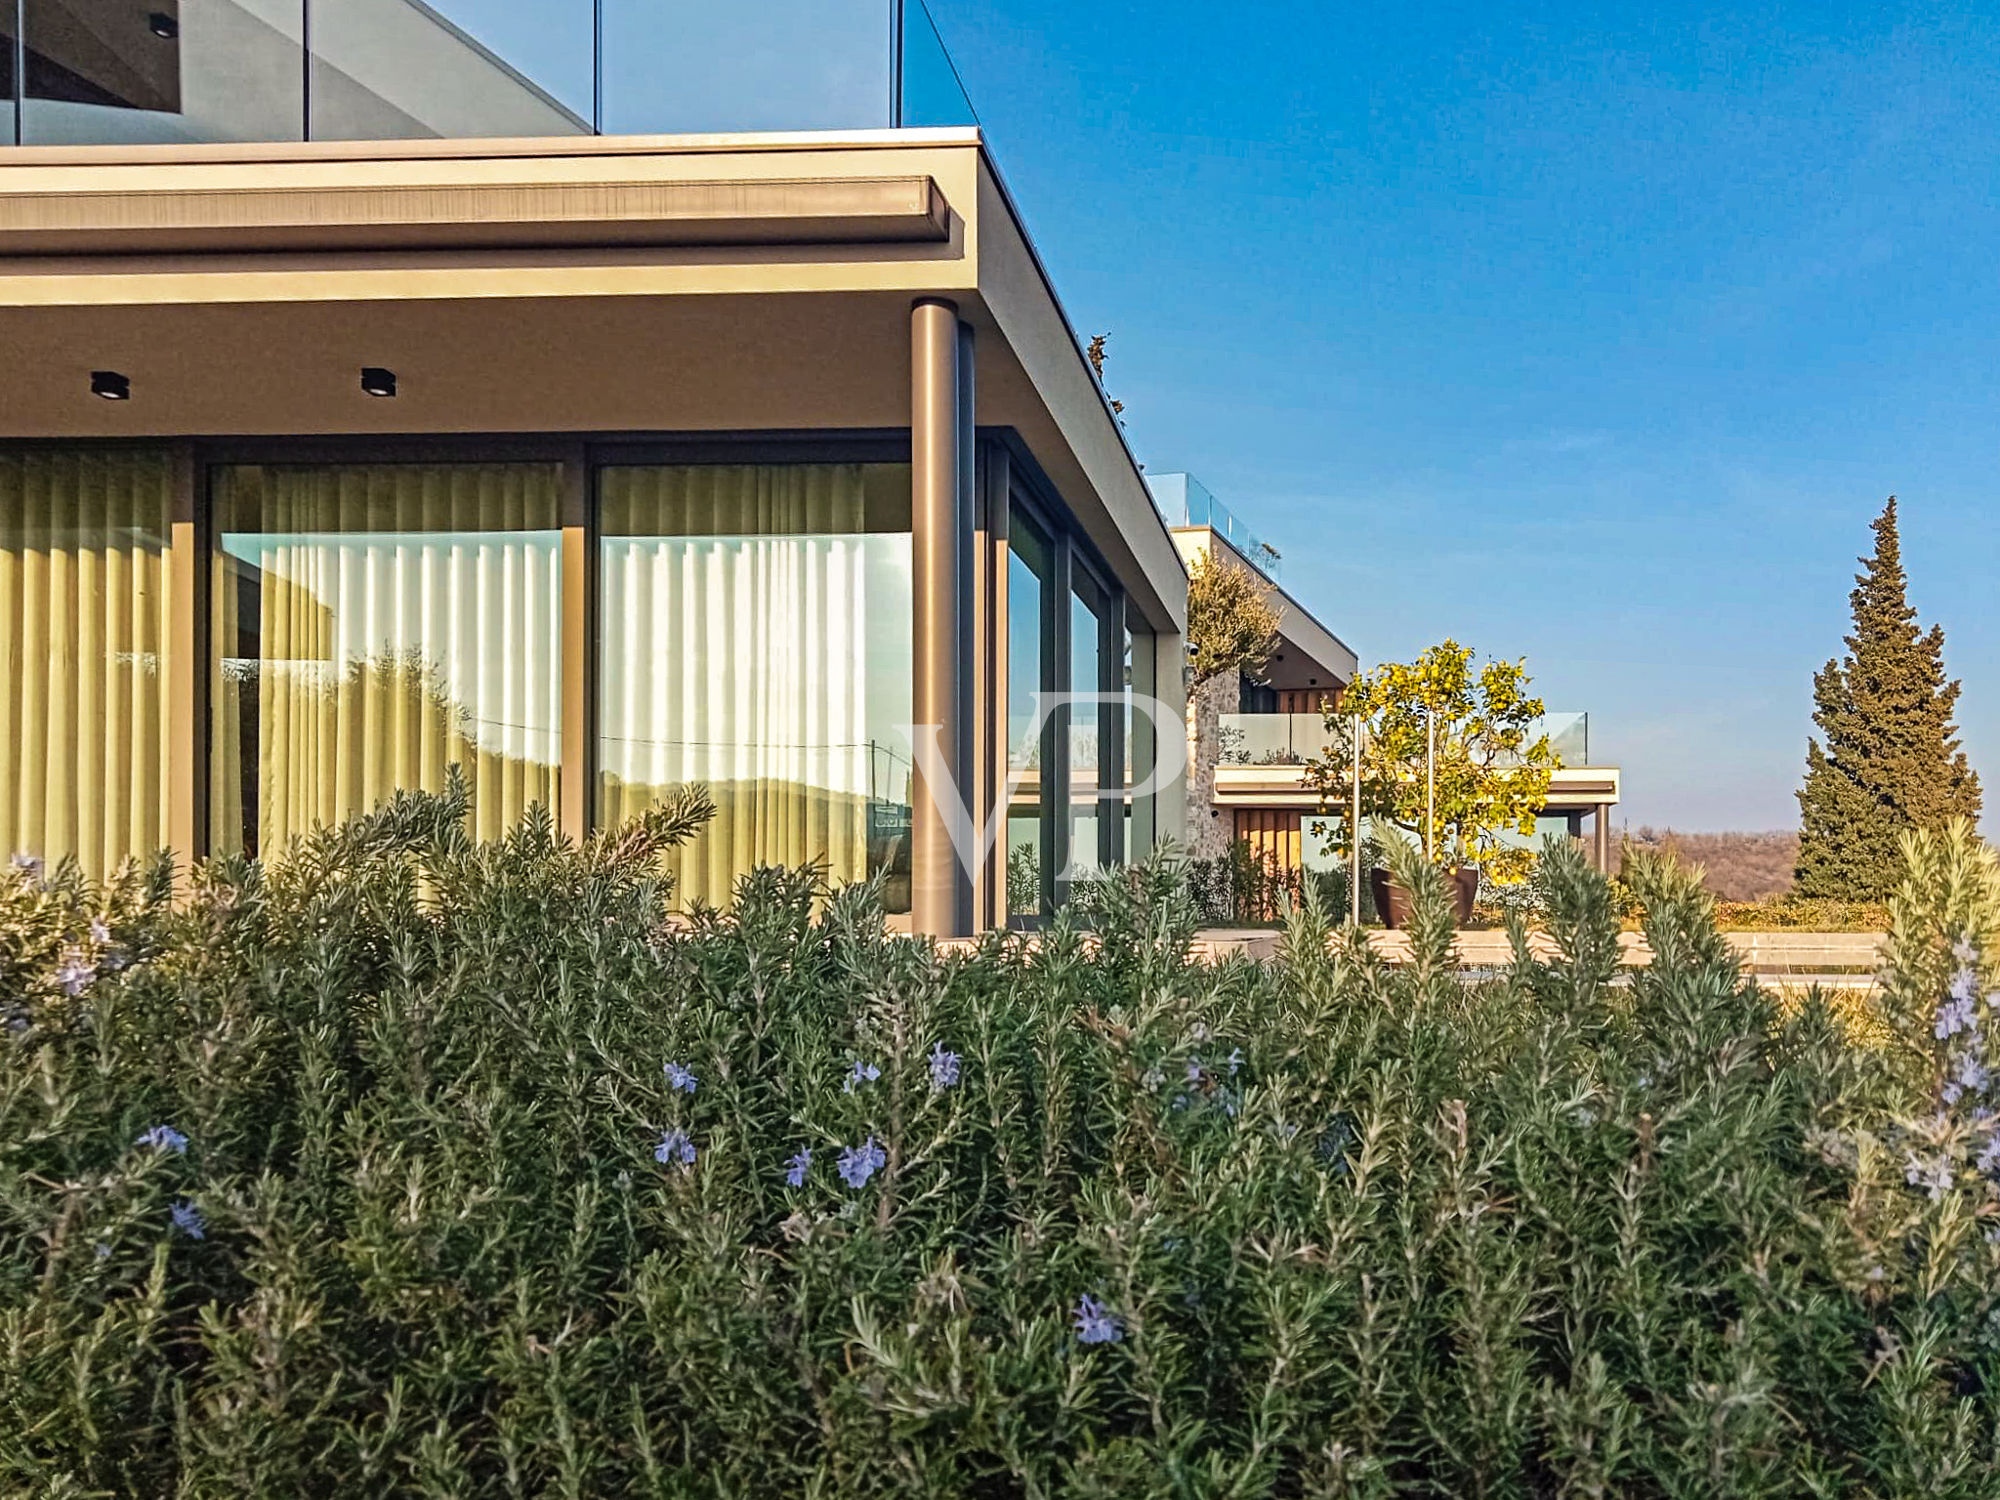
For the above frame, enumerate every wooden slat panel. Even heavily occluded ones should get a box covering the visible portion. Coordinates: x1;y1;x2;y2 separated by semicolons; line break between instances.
0;174;950;255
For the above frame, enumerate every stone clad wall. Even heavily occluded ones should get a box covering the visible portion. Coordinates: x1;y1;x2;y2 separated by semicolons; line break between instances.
1184;671;1238;860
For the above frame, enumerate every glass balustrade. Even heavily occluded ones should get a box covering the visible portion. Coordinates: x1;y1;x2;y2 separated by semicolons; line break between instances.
5;0;977;146
1147;474;1282;579
1219;711;1595;770
1217;713;1328;768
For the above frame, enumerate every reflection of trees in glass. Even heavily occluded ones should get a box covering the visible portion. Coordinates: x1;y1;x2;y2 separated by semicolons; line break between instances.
1007;842;1041;916
234;645;557;856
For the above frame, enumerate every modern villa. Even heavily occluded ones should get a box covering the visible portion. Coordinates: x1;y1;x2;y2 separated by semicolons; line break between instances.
0;1;1188;937
1153;473;1624;881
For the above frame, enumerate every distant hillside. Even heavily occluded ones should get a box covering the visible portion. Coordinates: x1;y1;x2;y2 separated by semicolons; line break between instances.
1618;827;1799;901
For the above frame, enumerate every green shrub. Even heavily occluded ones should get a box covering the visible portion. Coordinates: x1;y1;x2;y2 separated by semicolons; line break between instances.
3;796;1998;1497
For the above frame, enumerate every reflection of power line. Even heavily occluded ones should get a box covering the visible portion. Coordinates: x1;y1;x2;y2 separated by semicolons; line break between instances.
599;736;909;760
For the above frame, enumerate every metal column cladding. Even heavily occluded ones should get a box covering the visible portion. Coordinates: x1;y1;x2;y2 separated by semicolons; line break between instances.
910;298;974;936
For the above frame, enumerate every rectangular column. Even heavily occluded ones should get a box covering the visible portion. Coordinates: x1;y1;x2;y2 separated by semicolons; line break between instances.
911;298;974;936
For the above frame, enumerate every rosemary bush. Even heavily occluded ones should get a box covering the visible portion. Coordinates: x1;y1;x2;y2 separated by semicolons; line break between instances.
4;794;1998;1498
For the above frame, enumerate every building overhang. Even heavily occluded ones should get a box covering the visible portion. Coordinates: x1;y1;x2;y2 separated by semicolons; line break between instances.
0;127;1185;633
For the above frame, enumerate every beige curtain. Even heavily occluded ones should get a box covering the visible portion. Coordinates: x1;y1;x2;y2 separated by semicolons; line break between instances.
211;464;562;854
598;464;907;909
0;448;175;879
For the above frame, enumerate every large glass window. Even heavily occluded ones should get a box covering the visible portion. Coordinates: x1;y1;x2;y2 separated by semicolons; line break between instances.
598;463;912;912
0;448;175;878
1005;515;1051;920
211;463;562;856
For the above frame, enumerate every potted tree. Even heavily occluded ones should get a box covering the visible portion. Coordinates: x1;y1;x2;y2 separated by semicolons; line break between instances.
1303;640;1558;927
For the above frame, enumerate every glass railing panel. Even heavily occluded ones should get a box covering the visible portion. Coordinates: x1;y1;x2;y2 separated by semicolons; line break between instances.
898;0;975;127
8;1;986;148
1538;711;1590;765
310;0;591;141
1218;713;1327;767
19;0;306;145
1145;474;1280;578
601;0;894;136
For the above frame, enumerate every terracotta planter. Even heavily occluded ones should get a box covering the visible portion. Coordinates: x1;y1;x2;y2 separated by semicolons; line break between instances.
1370;866;1479;928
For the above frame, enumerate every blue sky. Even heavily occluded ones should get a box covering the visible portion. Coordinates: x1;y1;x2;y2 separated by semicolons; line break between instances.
919;0;2000;830
448;0;1996;830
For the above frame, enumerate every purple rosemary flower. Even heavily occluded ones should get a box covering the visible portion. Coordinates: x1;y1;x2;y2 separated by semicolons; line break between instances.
93;1242;111;1261
1186;1058;1204;1085
135;1124;189;1155
1957;1052;1991;1095
928;1043;961;1092
54;950;96;997
1904;1151;1954;1202
1227;1048;1244;1076
11;852;42;882
784;1148;812;1187
663;1061;698;1095
1954;937;1979;965
844;1060;881;1094
1936;995;1977;1040
837;1135;886;1188
88;915;112;947
653;1128;696;1168
169;1200;205;1240
1950;967;1979;1004
1978;1135;2000;1176
1072;1294;1123;1345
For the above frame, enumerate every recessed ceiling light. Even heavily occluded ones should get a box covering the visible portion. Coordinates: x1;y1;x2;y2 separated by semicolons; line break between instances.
147;11;178;39
90;370;131;401
360;366;398;397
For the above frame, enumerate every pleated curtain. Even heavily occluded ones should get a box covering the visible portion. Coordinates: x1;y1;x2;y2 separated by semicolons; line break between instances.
211;464;562;854
0;449;175;878
598;464;888;908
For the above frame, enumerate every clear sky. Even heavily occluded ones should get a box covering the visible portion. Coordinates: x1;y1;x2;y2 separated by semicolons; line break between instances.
919;0;1999;831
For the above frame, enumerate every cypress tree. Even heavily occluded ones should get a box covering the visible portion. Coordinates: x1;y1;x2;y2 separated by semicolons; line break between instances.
1795;497;1981;898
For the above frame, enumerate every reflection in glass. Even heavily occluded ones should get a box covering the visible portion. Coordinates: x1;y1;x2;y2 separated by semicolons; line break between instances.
309;0;589;140
0;448;175;878
1067;588;1101;880
1005;517;1049;918
22;0;305;146
598;464;913;913
899;0;977;128
602;0;892;136
210;464;563;857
